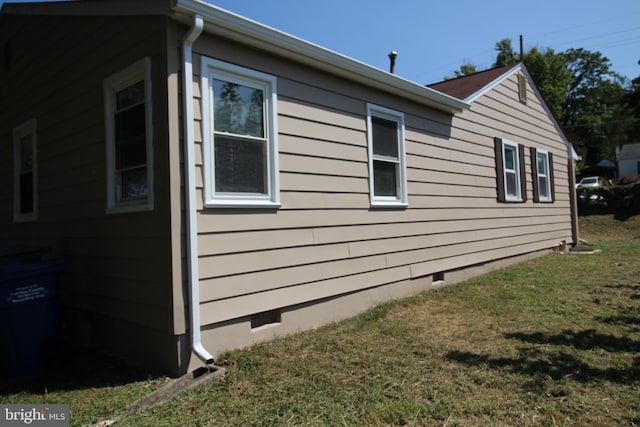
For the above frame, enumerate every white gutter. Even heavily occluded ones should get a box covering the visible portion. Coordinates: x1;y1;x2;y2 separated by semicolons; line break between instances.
182;13;213;365
171;0;469;115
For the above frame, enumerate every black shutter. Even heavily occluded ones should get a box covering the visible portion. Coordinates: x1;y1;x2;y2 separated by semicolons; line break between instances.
494;137;505;202
548;152;555;202
530;147;540;202
519;144;527;202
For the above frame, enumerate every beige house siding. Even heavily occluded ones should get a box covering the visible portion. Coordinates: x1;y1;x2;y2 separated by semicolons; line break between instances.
186;35;573;360
0;14;178;372
1;5;574;376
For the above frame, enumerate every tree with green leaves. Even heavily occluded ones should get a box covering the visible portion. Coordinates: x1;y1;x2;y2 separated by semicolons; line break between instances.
451;63;477;79
459;38;632;166
560;48;627;165
493;38;519;67
522;46;571;123
621;69;640;138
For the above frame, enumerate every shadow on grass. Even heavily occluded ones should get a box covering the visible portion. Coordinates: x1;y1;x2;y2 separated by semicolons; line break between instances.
603;284;640;302
598;309;640;329
445;348;640;384
0;339;156;396
446;328;640;384
504;329;640;352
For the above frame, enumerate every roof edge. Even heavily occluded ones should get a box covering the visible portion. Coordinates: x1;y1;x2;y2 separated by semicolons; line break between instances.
0;0;173;16
172;0;469;114
518;64;579;160
463;63;522;103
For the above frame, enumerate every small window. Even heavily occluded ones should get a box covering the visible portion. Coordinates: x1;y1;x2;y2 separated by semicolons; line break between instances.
367;104;407;207
494;138;526;203
503;142;521;200
201;58;279;208
104;57;153;213
531;147;554;203
13;119;37;222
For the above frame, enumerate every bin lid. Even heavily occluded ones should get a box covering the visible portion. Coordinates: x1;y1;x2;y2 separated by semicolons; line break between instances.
0;245;51;263
0;259;66;282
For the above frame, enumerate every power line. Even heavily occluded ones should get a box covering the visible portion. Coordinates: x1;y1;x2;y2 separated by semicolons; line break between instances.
563;117;640;129
529;12;640;39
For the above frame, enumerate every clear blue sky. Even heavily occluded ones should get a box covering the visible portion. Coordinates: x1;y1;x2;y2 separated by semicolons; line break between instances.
2;0;639;83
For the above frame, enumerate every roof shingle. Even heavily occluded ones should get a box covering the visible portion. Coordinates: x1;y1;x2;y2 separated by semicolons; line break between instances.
618;143;640;160
427;63;520;100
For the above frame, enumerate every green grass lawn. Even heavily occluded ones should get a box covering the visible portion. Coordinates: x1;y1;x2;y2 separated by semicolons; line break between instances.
2;214;639;426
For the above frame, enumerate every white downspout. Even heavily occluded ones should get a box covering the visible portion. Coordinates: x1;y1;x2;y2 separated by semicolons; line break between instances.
182;14;213;365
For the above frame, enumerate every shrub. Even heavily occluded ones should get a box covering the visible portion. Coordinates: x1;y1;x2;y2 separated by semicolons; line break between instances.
577;182;640;215
615;175;640;186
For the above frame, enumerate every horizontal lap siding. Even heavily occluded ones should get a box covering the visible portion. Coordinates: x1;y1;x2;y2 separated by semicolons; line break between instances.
192;38;573;325
0;16;172;332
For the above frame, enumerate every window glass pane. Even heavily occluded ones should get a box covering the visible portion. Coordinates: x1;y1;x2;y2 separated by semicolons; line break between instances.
506;171;517;197
19;171;33;214
116;137;147;170
373;160;397;197
213;79;264;138
20;135;33;171
115;103;147;169
372;117;398;158
537;153;547;176
504;146;515;170
215;136;267;194
116;81;144;110
119;167;148;200
115;103;146;142
539;176;549;198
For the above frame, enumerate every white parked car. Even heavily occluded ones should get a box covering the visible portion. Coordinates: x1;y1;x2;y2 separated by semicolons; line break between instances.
576;176;609;189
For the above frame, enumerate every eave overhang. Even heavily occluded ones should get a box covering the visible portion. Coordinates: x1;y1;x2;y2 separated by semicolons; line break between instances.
171;0;469;115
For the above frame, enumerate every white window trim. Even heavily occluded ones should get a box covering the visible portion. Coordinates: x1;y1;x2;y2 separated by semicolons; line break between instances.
201;58;280;208
536;148;552;202
13;119;37;222
103;57;154;214
366;104;408;207
502;139;522;202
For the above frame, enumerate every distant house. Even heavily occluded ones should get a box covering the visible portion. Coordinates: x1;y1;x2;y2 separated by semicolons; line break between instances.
618;143;640;177
0;0;578;376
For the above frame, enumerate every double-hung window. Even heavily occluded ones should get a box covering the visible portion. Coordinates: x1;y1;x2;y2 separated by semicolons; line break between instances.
503;142;520;200
104;57;153;213
201;58;279;208
494;138;526;203
13;119;37;222
366;104;407;207
531;147;554;203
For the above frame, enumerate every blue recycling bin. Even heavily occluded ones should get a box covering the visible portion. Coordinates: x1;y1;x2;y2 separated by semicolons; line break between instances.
0;259;65;376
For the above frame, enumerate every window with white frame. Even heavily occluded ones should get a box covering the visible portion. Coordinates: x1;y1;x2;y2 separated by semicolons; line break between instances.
536;150;550;201
494;138;526;203
13;119;37;222
531;147;554;203
103;57;153;212
367;104;407;207
201;58;279;207
503;142;520;200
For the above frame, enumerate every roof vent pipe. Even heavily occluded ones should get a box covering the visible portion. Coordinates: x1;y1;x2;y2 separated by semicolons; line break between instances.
388;51;397;74
519;35;524;62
